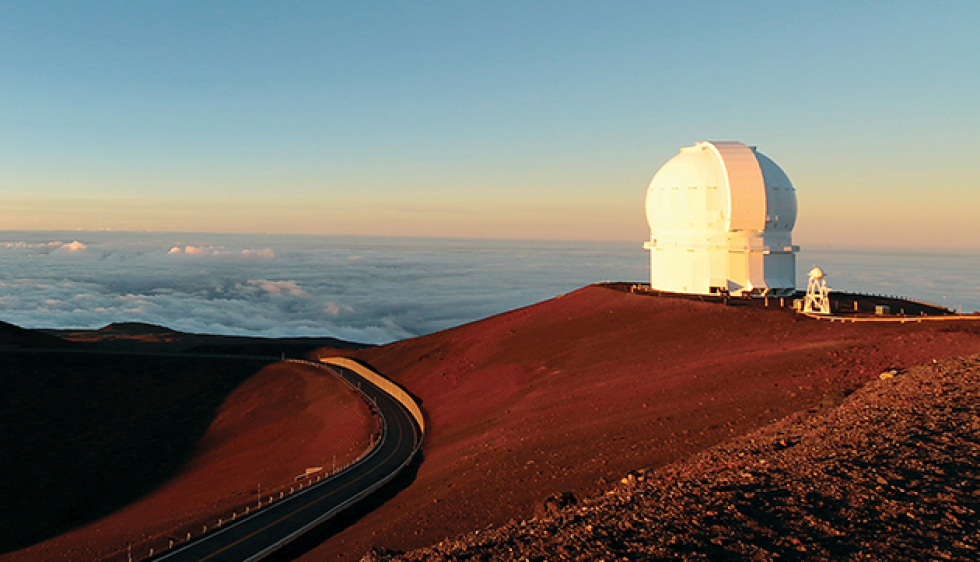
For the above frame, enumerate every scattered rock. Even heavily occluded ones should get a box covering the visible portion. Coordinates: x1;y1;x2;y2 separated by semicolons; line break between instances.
534;491;577;518
360;547;399;562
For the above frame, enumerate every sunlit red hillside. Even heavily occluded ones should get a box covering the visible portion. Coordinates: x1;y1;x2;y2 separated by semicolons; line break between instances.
302;284;980;560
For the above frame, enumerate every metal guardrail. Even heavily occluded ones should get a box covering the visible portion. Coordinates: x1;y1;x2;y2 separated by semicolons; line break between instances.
802;313;980;323
246;358;424;561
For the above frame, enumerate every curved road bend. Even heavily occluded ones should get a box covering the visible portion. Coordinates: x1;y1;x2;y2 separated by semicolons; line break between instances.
154;361;422;562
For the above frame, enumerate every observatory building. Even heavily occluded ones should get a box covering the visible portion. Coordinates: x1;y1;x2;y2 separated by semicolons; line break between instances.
644;141;798;297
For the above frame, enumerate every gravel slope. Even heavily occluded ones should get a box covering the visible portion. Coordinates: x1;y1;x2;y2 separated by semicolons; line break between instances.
380;354;980;561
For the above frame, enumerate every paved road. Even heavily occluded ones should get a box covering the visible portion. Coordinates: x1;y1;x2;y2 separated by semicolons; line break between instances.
153;361;422;562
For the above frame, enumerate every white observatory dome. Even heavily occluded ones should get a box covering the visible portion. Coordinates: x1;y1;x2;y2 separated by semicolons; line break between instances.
643;141;799;296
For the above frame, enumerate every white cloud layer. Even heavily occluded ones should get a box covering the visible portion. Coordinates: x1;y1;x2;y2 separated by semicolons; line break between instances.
0;233;647;343
167;245;276;259
246;279;307;297
56;240;87;252
4;233;970;343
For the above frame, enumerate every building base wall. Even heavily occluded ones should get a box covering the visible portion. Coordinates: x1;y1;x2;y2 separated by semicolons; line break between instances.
647;241;797;297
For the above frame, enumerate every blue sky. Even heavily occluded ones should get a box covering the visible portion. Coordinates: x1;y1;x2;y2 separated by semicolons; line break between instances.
1;2;978;247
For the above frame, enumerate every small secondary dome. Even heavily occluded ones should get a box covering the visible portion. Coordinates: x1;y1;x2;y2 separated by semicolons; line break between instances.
643;141;799;296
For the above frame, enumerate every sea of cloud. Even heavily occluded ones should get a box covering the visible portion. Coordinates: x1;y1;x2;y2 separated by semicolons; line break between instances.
0;232;975;345
0;232;648;344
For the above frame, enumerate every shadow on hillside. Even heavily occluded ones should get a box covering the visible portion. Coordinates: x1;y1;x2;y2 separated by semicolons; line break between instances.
263;449;425;562
0;351;270;555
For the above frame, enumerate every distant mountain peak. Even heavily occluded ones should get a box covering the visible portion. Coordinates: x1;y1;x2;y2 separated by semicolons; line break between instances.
97;322;184;335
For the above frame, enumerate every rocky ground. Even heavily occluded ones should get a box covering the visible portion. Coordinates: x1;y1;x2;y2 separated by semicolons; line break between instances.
376;354;980;561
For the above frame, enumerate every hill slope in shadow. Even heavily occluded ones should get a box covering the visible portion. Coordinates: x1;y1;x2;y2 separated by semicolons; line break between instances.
0;326;374;561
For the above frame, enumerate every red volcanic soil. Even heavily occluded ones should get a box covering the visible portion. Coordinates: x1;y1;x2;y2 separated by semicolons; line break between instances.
392;354;980;560
2;361;377;562
303;285;980;561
